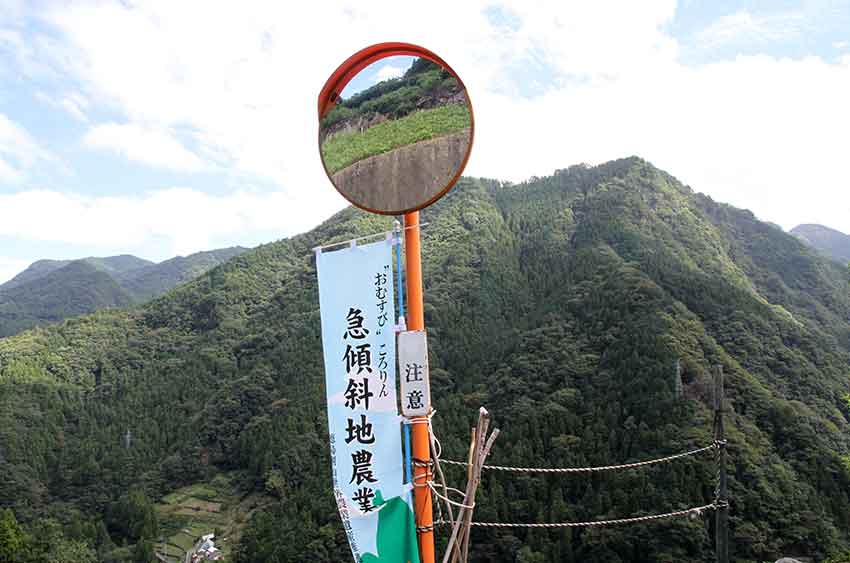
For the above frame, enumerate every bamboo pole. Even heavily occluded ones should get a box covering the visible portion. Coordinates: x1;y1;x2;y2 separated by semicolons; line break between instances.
445;426;479;563
443;408;499;563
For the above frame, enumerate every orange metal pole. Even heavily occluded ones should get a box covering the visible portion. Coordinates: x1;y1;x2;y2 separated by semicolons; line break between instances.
404;211;434;563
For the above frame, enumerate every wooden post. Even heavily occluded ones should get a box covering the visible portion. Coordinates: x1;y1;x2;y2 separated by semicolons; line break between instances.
443;408;499;563
714;365;729;563
405;211;435;563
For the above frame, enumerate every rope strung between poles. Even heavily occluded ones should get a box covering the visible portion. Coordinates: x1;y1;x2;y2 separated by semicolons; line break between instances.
428;482;475;510
434;503;718;529
426;408;728;561
429;415;455;534
439;441;723;474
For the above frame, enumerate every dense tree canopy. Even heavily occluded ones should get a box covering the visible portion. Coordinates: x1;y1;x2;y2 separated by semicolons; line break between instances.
0;248;247;338
0;157;848;562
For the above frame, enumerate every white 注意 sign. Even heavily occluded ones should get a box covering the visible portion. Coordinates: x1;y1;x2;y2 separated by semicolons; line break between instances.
398;330;431;417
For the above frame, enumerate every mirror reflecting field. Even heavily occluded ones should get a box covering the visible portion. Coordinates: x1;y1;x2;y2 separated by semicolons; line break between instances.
319;56;473;214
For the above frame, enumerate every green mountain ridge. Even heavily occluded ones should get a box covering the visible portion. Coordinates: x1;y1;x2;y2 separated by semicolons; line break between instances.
0;260;134;338
1;255;153;291
0;157;848;563
0;247;249;338
115;247;249;303
791;223;850;264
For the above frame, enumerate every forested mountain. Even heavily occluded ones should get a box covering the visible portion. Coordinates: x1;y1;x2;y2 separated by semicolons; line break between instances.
0;248;248;338
114;247;248;302
0;157;848;563
0;260;134;338
791;224;850;264
0;255;152;291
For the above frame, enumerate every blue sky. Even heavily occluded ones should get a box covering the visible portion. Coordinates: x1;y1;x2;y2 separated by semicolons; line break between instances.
670;0;850;64
0;1;849;283
340;56;417;99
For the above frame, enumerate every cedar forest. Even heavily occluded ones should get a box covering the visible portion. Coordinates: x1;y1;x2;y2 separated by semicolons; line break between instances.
0;157;849;562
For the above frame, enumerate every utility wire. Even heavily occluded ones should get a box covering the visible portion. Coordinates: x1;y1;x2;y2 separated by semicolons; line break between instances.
438;441;723;474
427;419;727;541
434;503;718;529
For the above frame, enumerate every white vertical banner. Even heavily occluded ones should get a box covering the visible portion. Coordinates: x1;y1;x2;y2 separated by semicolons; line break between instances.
316;239;419;563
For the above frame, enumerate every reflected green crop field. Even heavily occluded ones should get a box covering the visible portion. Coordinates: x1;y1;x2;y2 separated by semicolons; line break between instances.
321;103;471;174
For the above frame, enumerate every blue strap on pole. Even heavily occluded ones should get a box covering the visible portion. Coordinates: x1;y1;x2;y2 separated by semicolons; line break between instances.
395;221;405;323
394;220;412;484
403;422;413;485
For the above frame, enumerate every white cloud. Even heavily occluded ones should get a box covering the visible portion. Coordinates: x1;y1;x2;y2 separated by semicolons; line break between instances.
35;90;89;122
695;10;807;50
0;186;329;258
32;1;679;189
0;0;27;22
84;122;206;172
375;64;405;82
0;156;18;182
59;97;87;121
0;0;845;251
59;92;89;122
0;113;51;183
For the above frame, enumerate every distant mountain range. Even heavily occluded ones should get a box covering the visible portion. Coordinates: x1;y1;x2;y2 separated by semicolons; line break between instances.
791;223;850;264
1;254;153;290
0;247;248;337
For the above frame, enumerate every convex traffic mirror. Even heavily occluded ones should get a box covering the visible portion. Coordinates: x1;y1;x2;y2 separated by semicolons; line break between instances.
318;43;474;215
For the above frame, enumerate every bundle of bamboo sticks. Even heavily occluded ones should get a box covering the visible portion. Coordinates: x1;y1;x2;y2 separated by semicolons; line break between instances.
439;407;499;563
